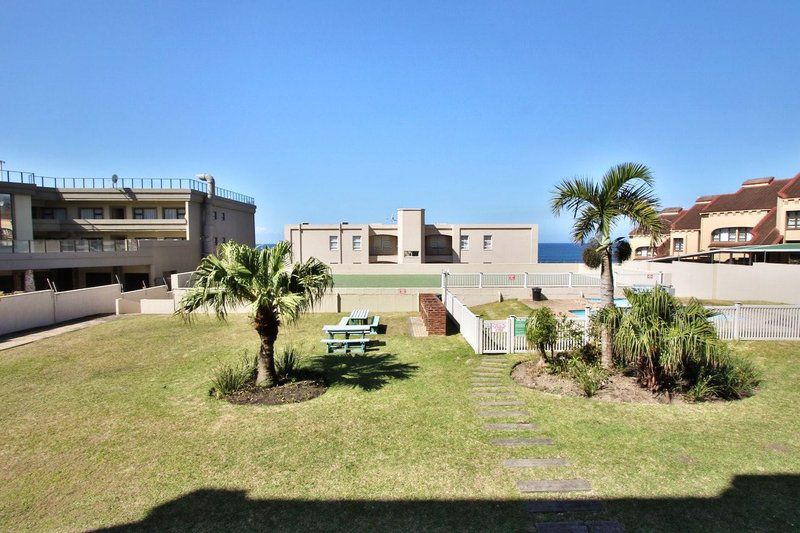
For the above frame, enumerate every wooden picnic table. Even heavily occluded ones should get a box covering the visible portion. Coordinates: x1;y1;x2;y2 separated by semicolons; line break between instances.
321;324;372;354
349;308;369;325
322;324;371;339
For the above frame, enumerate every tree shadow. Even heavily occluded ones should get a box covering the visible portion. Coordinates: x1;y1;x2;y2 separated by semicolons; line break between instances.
307;352;418;391
93;474;800;532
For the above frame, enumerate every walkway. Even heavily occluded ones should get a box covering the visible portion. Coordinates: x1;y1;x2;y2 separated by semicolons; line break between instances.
471;355;623;533
0;315;121;351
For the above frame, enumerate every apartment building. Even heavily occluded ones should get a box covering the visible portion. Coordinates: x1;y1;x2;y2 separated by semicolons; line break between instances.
629;172;800;260
0;169;256;292
285;208;538;266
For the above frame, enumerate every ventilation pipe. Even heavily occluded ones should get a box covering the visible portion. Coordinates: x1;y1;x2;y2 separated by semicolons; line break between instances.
196;173;216;256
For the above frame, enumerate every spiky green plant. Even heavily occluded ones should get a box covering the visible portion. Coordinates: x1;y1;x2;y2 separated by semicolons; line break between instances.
551;162;662;368
598;287;729;391
525;307;559;359
177;241;332;387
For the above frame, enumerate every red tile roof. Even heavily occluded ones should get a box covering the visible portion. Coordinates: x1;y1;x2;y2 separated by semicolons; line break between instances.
778;172;800;199
742;177;774;186
630;208;682;236
671;198;716;230
702;179;791;213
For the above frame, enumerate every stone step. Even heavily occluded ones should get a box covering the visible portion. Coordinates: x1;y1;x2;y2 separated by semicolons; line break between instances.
493;438;553;447
477;401;525;407
504;458;570;468
525;500;604;513
534;521;623;533
473;393;516;398
485;422;538;430
517;479;592;493
478;410;529;417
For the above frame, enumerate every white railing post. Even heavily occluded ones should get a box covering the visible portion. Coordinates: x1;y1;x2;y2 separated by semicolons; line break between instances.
583;305;591;344
523;272;528;288
441;271;447;296
734;302;742;340
478;272;483;289
507;316;515;353
477;318;484;354
568;272;573;288
657;271;664;286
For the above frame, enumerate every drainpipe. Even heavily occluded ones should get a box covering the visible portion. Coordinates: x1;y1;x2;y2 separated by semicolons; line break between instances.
196;174;215;256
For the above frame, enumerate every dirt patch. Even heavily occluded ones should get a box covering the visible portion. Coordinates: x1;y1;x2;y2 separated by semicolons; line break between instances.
511;360;680;404
223;379;328;405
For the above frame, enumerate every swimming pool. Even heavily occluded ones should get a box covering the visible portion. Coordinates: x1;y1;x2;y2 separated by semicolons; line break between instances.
570;298;631;317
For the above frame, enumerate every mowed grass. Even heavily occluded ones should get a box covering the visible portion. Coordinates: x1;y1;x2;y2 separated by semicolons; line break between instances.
0;315;797;531
332;274;441;288
470;299;535;319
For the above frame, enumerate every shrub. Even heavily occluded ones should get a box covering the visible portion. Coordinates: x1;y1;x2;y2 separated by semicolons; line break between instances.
210;353;257;397
685;376;717;402
276;346;302;381
526;307;559;359
569;359;608;397
707;354;761;400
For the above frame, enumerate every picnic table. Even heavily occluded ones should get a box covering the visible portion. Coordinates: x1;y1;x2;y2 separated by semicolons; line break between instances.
349;308;369;325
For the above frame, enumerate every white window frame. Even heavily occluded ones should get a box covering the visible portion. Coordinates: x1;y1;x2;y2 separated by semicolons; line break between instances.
329;235;339;251
483;234;493;251
673;238;684;252
352;235;362;251
460;235;469;251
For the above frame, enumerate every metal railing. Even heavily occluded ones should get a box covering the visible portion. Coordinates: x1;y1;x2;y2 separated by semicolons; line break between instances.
0;238;140;253
441;271;663;290
1;169;255;205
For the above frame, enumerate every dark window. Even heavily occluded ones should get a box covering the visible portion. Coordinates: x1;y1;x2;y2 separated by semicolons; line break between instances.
788;211;800;230
222;212;226;221
163;207;186;219
673;238;684;252
133;208;157;220
36;207;67;220
213;211;218;220
79;207;104;219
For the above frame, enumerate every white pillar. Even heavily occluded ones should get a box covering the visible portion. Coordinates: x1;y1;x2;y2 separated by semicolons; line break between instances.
734;302;742;340
478;272;483;289
507;316;515;353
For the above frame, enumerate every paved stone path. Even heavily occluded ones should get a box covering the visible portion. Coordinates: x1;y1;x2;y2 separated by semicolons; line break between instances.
408;316;428;337
469;354;623;532
0;315;120;351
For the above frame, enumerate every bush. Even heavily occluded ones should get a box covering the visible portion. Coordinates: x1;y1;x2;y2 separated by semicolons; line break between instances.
706;354;761;400
569;359;608;397
276;345;304;382
526;307;559;359
210;353;257;397
685;376;717;402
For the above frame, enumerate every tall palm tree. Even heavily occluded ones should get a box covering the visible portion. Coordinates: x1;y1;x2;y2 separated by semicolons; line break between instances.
177;241;332;387
551;162;662;368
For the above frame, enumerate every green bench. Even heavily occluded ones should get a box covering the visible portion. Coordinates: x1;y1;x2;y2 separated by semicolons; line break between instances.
369;315;381;333
321;338;368;355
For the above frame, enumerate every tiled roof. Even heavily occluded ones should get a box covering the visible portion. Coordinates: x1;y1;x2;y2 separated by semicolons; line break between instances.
742;177;774;186
750;208;783;246
778;172;800;199
671;199;715;230
702;178;791;213
630;208;682;236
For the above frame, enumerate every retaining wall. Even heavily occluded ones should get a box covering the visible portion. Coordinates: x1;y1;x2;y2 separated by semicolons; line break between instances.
419;293;447;335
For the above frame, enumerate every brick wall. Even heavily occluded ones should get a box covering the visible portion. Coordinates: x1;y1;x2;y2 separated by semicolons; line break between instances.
419;293;447;335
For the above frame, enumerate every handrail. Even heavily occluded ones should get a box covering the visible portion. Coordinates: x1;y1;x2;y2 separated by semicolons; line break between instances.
1;169;254;205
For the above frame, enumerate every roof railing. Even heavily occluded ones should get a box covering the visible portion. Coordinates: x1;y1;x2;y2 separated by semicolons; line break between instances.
1;170;254;205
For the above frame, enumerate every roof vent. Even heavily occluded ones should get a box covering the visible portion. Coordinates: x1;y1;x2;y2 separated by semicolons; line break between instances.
742;177;774;187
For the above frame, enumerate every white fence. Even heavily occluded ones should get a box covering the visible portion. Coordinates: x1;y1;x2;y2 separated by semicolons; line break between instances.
444;288;800;354
441;270;664;290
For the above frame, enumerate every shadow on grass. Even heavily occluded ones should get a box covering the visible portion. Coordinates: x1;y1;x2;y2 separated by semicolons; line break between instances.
95;474;800;532
307;353;418;391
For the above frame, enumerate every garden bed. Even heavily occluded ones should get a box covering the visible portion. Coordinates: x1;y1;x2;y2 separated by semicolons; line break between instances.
511;361;680;404
222;378;328;405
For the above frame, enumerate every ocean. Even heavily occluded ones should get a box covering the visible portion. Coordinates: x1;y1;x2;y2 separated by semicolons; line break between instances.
538;242;583;263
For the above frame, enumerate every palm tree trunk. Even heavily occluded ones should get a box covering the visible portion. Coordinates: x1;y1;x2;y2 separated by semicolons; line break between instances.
599;250;615;369
254;307;280;387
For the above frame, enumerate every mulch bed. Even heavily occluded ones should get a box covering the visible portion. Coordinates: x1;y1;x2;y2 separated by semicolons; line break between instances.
511;361;681;404
223;379;328;405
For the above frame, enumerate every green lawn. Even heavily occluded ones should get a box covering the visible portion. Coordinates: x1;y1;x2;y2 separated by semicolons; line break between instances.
332;274;441;288
470;299;535;319
0;315;798;531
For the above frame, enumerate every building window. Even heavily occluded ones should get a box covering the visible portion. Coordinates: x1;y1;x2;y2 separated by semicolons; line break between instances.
79;207;104;219
428;235;447;251
163;207;186;219
133;208;158;220
213;211;218;220
711;227;753;243
352;235;362;251
483;234;493;250
329;235;339;251
0;193;13;242
673;238;684;252
222;212;226;221
460;235;469;251
35;207;67;220
788;211;800;230
372;235;394;253
635;247;652;257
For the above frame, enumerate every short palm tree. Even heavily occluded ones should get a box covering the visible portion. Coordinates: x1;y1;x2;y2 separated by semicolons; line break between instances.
551;162;662;368
177;241;332;387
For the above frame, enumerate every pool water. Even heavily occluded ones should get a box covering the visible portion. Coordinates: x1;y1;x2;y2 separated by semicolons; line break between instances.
570;298;631;317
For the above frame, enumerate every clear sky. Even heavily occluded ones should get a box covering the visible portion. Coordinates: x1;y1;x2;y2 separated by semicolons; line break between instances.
1;1;799;243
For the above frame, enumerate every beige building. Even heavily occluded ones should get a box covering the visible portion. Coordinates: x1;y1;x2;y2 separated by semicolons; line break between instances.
285;208;538;266
630;173;800;261
0;169;256;291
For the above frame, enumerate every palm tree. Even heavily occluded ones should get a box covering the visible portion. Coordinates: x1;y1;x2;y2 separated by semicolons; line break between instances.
551;162;662;368
177;241;332;387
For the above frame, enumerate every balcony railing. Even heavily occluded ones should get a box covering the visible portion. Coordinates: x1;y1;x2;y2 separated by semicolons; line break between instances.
0;239;140;254
1;170;255;205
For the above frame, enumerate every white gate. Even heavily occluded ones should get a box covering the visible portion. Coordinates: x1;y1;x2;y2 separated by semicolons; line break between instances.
482;320;510;353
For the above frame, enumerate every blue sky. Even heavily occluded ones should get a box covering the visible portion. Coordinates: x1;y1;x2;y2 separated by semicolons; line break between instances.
1;1;799;243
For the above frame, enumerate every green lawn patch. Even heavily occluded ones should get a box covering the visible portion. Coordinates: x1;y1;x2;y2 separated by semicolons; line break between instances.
0;315;798;531
333;274;441;288
470;299;534;319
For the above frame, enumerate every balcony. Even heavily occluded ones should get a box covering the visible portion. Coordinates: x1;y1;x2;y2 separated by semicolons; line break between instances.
1;239;140;254
32;218;187;233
